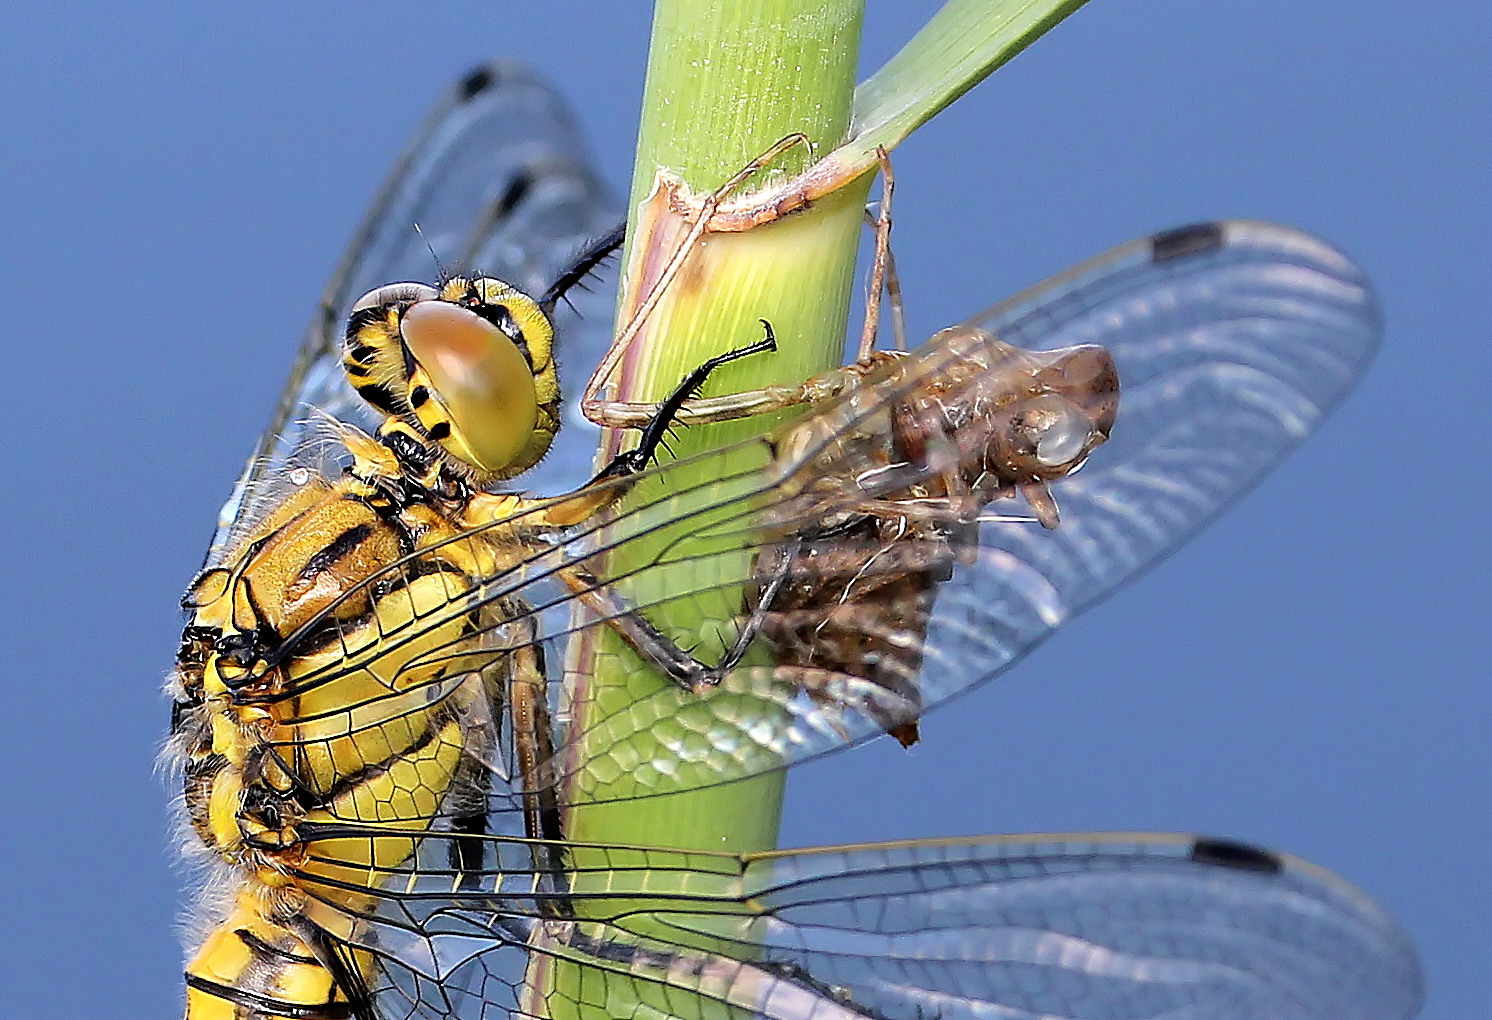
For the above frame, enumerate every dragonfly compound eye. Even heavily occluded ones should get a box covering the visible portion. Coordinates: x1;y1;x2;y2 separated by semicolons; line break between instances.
983;393;1103;485
399;297;541;475
1024;396;1094;467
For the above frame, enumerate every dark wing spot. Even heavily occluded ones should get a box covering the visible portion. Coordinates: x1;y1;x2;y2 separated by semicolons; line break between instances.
1152;222;1225;262
493;172;533;221
1190;836;1283;874
459;65;496;101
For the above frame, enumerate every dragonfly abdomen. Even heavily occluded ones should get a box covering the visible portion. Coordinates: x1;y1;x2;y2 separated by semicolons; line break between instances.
183;896;371;1020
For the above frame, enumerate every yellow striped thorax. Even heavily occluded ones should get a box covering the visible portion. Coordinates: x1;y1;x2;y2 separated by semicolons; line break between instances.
342;276;560;482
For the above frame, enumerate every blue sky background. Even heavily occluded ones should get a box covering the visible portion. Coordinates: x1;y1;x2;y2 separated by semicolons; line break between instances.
2;2;1486;1017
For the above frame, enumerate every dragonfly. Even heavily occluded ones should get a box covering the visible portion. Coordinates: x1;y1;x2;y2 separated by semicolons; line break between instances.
162;61;1423;1020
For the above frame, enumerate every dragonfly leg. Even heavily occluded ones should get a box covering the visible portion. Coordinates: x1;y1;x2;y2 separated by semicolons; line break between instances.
580;133;811;424
508;635;561;844
451;593;573;895
856;146;895;361
559;554;928;744
506;631;578;909
579;135;838;432
583;146;906;431
537;222;627;317
554;536;802;695
578;339;906;433
477;329;784;534
588;323;779;482
860;146;908;355
556;559;791;694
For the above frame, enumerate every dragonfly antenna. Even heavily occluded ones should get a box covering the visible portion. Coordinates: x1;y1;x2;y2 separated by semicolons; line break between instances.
413;222;450;282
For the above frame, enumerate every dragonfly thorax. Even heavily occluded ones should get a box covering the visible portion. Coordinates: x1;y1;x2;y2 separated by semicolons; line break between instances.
343;276;562;482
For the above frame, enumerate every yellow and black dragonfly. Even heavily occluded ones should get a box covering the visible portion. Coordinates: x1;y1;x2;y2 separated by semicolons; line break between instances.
163;62;1421;1020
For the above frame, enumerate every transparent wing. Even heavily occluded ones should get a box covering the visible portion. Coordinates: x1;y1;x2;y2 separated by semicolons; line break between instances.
244;221;1401;1018
261;220;1378;816
291;830;1420;1020
958;219;1379;619
548;219;1380;798
206;60;619;567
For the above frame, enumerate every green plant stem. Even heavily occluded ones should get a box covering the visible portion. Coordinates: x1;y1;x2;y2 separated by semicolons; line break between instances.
539;4;869;1017
536;2;1095;1015
567;0;869;858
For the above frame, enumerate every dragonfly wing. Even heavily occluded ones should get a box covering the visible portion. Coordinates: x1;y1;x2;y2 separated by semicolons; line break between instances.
731;833;1421;1020
307;831;1419;1020
206;61;618;567
267;221;1378;811
551;220;1379;796
233;199;1401;1018
893;219;1381;714
955;218;1379;616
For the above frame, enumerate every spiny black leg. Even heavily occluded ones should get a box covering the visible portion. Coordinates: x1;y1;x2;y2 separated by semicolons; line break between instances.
632;320;777;466
565;538;797;693
591;319;778;483
570;320;782;691
538;222;627;316
700;536;798;682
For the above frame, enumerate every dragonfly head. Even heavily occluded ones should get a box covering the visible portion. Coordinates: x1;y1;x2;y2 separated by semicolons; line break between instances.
343;278;561;481
982;344;1119;527
1006;343;1118;466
